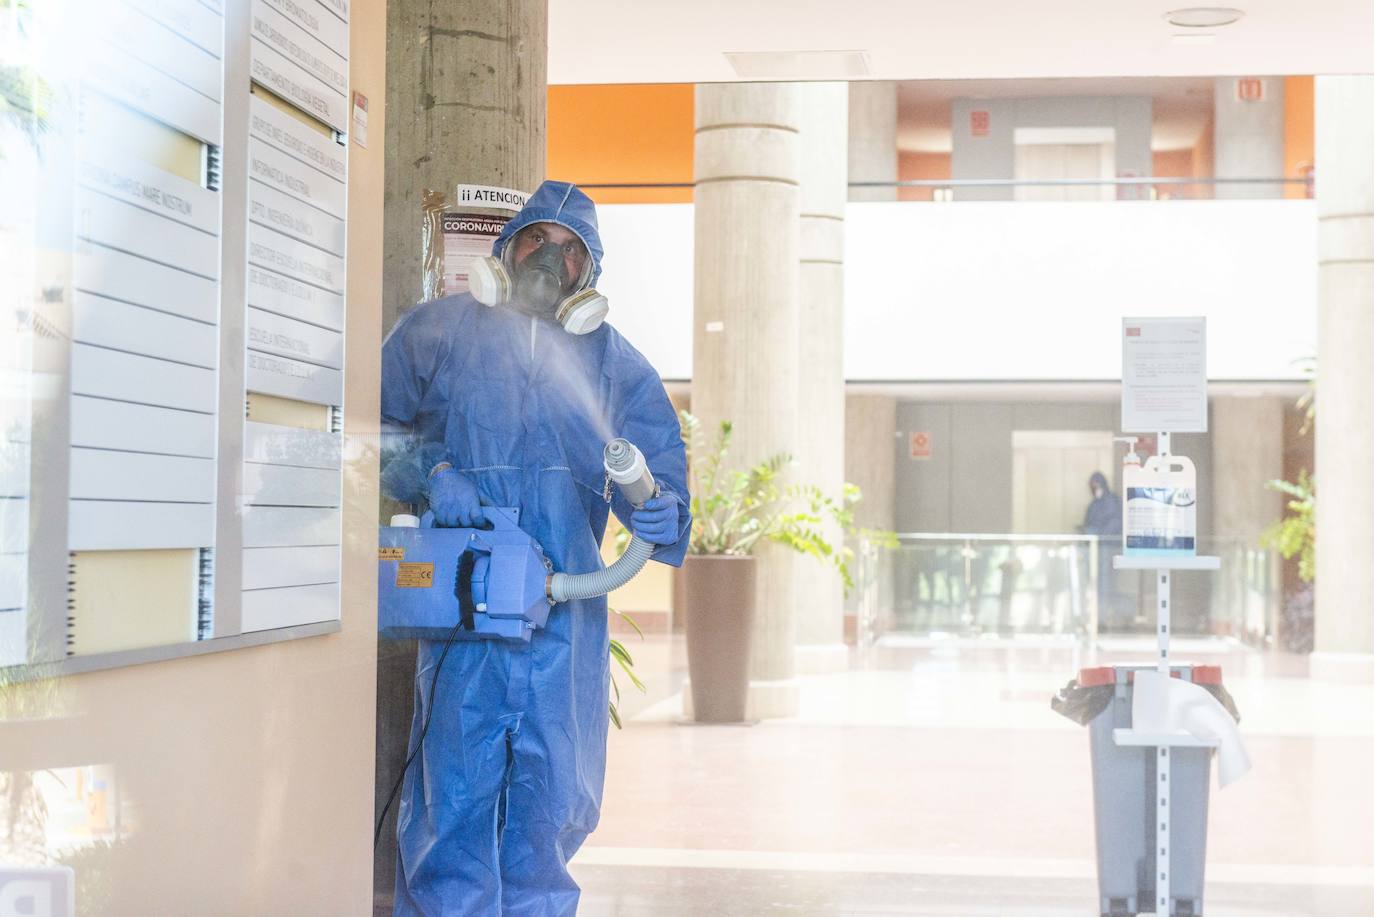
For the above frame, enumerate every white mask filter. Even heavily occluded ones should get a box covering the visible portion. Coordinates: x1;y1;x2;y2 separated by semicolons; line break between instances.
468;255;510;306
556;288;609;335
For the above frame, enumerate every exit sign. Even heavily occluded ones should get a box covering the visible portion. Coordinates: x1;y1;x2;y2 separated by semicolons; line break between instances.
1235;78;1266;102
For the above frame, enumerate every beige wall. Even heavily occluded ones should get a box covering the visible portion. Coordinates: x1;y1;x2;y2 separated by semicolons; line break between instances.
0;0;386;910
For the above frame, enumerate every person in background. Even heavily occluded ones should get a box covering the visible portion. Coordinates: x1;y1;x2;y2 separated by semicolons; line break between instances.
1082;471;1123;630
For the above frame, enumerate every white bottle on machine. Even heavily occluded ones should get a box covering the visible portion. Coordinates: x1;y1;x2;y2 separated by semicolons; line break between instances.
1122;444;1198;556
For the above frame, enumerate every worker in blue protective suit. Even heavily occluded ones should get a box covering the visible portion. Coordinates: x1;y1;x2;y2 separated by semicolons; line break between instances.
380;180;691;916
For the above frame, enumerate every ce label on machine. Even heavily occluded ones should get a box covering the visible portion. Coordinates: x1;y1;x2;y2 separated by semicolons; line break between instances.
396;563;435;589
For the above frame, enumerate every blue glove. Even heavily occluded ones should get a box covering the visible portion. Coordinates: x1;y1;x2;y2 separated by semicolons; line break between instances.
629;495;680;546
427;467;483;528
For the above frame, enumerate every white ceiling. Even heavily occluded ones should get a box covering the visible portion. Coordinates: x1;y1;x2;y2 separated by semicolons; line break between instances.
897;77;1216;153
549;0;1368;85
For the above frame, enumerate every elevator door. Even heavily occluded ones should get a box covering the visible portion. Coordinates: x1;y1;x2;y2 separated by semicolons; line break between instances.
1012;430;1116;534
1013;127;1117;202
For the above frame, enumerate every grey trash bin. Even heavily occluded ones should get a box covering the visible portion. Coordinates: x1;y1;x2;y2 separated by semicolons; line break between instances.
1052;664;1240;917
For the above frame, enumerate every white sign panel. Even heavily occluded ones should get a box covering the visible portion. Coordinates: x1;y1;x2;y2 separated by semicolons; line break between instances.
251;0;347;97
250;179;346;255
1121;317;1208;433
455;184;529;212
249;138;346;218
250;33;348;131
247;350;344;405
95;1;222;101
124;0;225;58
248;307;343;369
249;223;345;293
259;0;348;56
85;40;222;144
250;95;347;183
247;264;345;330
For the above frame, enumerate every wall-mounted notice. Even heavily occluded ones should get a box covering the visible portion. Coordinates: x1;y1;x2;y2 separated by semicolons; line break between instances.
442;212;510;295
455;184;528;211
351;91;368;147
1121;317;1208;433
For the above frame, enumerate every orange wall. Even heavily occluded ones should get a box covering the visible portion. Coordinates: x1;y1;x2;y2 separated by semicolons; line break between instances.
1152;149;1193;179
547;84;694;204
897;151;951;201
1284;76;1315;199
1191;115;1215;185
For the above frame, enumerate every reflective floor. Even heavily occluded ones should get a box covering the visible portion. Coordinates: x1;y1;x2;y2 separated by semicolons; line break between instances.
571;637;1374;916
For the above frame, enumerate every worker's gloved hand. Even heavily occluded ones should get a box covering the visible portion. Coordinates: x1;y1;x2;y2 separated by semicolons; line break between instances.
427;467;483;527
629;495;680;546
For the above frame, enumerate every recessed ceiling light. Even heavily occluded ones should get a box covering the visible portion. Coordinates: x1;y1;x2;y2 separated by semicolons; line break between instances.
1165;7;1244;28
1172;33;1217;45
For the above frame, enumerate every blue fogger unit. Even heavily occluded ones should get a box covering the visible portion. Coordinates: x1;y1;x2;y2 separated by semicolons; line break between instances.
378;507;554;642
377;438;664;644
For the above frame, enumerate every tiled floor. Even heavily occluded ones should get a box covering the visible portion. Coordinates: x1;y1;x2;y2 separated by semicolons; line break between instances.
571;637;1374;915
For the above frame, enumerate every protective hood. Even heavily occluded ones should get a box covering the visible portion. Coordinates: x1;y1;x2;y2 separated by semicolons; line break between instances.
1089;472;1111;493
493;181;605;285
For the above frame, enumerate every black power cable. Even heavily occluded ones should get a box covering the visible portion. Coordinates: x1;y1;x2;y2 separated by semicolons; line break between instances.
374;615;464;849
375;549;479;849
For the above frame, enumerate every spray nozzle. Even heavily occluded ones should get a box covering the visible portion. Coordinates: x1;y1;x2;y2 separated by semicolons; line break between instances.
603;438;657;508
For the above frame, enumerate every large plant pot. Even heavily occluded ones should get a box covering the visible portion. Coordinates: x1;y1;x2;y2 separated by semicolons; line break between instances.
683;554;757;723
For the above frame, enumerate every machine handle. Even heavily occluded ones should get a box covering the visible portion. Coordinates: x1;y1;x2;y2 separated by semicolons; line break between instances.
418;507;520;531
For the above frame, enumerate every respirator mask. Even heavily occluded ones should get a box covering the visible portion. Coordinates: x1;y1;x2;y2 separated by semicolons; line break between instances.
469;229;609;335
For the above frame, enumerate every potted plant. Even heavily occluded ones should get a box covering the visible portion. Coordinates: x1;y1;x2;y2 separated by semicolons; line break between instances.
678;411;882;723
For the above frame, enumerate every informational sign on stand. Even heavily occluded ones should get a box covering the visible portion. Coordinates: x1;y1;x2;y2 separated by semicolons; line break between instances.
1121;317;1208;433
441;212;510;295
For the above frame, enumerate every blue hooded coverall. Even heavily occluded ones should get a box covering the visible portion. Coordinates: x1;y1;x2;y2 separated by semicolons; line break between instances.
381;182;691;915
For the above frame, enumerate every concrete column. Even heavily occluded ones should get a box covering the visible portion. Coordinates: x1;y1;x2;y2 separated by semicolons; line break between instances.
848;81;898;201
793;83;849;673
693;82;802;718
845;396;898;534
375;0;547;899
1213;76;1286;199
845;394;899;630
1211;396;1284;542
1211;396;1284;640
382;0;547;330
1314;76;1374;682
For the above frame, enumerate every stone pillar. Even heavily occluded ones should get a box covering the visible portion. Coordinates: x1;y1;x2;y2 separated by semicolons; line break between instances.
1211;396;1284;640
375;0;547;899
793;82;849;673
1211;396;1284;542
845;394;899;631
1313;76;1374;682
845;396;898;534
1213;76;1286;199
382;1;547;330
693;82;802;718
848;81;898;201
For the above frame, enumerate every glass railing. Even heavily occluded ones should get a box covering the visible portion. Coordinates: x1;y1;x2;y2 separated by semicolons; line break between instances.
580;177;1312;201
851;534;1281;649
